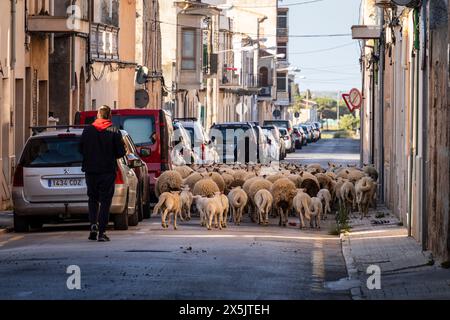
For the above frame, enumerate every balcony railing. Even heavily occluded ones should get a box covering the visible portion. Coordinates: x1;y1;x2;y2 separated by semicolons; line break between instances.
220;70;240;86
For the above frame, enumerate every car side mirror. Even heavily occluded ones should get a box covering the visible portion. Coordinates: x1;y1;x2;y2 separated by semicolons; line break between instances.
127;154;143;168
139;147;151;158
211;136;216;144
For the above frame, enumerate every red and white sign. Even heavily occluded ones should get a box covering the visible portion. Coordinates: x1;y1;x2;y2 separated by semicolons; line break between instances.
342;88;362;112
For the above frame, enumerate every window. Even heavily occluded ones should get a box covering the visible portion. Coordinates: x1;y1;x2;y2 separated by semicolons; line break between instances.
122;116;156;146
181;29;196;70
277;12;288;29
21;137;83;167
277;73;287;91
277;42;287;61
259;67;269;87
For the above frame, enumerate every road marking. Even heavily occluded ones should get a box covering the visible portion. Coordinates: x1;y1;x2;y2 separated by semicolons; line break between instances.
0;235;24;247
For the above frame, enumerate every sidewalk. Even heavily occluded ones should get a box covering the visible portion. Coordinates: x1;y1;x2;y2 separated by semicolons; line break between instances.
341;207;450;300
0;211;13;234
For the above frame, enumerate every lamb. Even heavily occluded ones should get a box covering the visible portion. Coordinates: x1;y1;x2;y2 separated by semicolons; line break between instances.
356;177;375;219
293;188;312;229
317;189;332;219
231;169;249;187
193;178;220;197
218;193;230;228
227;186;248;225
193;194;223;230
254;189;273;225
271;178;297;227
248;179;273;201
221;172;235;194
315;173;333;191
154;170;183;197
339;180;356;214
307;197;323;229
180;185;194;221
152;191;182;230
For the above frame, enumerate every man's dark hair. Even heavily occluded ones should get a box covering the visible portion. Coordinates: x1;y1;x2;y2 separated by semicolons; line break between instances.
97;105;112;120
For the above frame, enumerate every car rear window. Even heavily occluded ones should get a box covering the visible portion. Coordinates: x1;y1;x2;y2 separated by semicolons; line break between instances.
21;136;83;167
264;121;289;129
122;116;156;146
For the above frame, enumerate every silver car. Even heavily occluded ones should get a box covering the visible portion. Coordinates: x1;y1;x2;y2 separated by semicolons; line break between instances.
12;127;140;232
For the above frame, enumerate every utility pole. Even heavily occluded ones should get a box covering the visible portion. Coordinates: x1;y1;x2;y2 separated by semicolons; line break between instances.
336;91;340;128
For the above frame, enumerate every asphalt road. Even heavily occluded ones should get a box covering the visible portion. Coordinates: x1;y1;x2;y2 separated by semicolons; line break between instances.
0;137;361;300
286;137;360;168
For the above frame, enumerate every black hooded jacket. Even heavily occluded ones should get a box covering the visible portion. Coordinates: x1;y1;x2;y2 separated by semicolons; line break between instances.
80;122;126;174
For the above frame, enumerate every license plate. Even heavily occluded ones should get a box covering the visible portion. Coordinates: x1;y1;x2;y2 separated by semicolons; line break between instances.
48;178;84;188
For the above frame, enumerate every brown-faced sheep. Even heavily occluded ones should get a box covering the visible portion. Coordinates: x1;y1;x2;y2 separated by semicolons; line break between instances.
347;170;366;183
155;170;183;197
271;178;297;227
193;178;220;198
299;171;320;197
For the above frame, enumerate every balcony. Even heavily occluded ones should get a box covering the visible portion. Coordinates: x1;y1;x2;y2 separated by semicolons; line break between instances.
27;16;90;35
220;69;240;87
90;23;120;61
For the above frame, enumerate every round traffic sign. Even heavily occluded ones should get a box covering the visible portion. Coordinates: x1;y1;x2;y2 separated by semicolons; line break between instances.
349;88;362;109
273;109;281;118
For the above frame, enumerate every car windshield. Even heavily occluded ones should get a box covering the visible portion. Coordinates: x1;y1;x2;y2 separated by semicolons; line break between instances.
21;136;83;167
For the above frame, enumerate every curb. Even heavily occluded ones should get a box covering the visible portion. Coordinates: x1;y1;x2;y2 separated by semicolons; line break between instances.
340;232;363;300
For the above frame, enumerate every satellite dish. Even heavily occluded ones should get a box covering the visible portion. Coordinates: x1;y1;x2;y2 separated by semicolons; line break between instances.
136;66;149;85
273;109;281;118
391;0;421;7
135;89;149;108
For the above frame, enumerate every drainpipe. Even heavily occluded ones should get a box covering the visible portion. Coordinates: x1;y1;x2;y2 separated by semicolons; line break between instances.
378;8;385;203
10;0;16;70
420;0;428;250
71;1;76;91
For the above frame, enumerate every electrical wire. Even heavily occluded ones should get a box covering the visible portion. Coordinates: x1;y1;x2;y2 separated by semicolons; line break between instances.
290;42;356;54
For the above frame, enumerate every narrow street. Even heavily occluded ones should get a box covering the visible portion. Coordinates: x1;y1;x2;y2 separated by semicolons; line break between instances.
0;138;360;300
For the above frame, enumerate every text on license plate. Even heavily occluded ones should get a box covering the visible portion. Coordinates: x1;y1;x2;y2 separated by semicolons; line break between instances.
48;178;84;187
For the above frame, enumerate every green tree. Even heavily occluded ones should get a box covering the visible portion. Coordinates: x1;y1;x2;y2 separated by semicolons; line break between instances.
339;114;360;130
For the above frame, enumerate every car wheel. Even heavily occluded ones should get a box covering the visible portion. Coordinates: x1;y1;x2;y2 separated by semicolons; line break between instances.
14;213;30;232
114;198;129;231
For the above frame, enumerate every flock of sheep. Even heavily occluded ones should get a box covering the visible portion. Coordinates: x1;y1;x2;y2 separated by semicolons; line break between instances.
152;162;379;231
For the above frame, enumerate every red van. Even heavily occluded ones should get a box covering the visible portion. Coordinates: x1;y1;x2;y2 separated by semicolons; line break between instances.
75;109;174;210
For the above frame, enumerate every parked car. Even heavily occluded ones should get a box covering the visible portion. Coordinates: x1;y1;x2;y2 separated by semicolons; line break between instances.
261;127;280;162
122;132;151;222
12;127;143;232
250;122;270;164
209;122;258;164
308;122;321;141
279;128;295;153
312;122;322;140
293;127;305;149
263;119;294;135
75;109;174;205
174;118;219;165
262;125;286;160
300;124;312;144
172;121;200;166
307;124;319;142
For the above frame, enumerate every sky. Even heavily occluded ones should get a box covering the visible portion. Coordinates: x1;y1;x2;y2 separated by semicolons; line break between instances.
280;0;362;93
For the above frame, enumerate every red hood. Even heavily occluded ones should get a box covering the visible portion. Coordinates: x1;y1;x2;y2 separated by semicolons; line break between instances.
92;118;112;132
